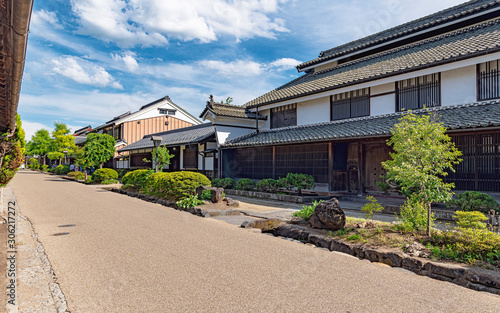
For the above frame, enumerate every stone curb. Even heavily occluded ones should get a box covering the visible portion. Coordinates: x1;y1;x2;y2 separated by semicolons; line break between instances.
273;224;500;296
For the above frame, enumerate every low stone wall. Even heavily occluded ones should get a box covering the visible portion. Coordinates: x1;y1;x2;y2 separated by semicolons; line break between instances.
224;189;330;204
273;224;500;295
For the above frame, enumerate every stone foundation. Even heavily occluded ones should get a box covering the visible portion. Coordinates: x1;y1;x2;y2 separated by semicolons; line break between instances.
224;189;330;203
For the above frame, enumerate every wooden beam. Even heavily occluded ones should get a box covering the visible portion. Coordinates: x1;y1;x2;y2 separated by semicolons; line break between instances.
328;142;333;192
272;146;276;179
358;141;364;195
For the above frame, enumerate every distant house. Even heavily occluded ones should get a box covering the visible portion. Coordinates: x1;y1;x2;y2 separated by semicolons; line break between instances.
73;125;92;147
91;96;201;168
117;123;217;178
203;0;500;193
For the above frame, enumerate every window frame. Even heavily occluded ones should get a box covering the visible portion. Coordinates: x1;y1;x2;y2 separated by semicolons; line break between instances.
396;73;441;112
330;88;370;121
270;104;297;129
478;59;500;101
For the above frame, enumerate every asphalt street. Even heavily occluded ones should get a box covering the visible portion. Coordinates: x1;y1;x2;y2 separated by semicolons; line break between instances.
10;170;500;312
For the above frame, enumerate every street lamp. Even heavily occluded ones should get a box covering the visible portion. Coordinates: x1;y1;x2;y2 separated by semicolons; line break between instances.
151;136;162;172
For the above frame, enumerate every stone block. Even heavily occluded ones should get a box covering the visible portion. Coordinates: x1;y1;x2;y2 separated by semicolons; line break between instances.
331;240;355;256
240;218;283;231
466;269;500;289
308;234;333;249
379;251;404;267
402;257;429;273
424;262;467;278
196;186;224;203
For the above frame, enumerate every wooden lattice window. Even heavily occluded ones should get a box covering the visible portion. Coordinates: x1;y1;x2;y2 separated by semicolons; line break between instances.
331;88;370;120
232;147;273;179
478;60;500;101
275;143;329;183
271;104;297;129
183;148;197;168
396;73;440;111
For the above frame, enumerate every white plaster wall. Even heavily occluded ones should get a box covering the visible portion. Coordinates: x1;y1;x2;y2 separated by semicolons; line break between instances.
297;97;330;125
259;109;271;130
371;82;394;95
441;65;477;106
216;126;255;145
205;157;214;171
206;142;217;149
127;102;200;124
371;94;395;116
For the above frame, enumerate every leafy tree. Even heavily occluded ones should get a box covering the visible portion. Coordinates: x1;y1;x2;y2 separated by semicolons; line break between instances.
26;129;51;165
144;146;174;172
51;122;76;164
0;114;26;186
382;111;462;235
220;96;233;104
81;133;115;169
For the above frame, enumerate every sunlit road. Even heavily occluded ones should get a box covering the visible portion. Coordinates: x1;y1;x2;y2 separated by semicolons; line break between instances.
11;170;500;312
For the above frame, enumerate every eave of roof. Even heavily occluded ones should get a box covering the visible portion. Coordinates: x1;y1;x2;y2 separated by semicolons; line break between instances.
245;18;500;108
117;123;216;152
296;0;500;71
200;102;267;120
224;100;500;148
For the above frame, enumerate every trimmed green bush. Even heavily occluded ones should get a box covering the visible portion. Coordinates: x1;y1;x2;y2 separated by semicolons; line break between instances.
454;211;488;229
219;178;236;189
54;165;70;175
116;169;131;179
285;173;315;194
236;178;256;191
211;178;222;187
146;171;211;201
448;191;499;214
256;178;281;193
41;165;49;172
68;171;85;180
121;169;154;190
92;168;118;183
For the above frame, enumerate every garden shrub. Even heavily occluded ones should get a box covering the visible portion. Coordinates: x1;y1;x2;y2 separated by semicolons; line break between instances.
454;211;487;229
176;195;204;209
68;171;85;180
256;178;281;193
54;165;70;175
285;173;315;194
362;196;384;221
396;197;434;233
121;169;154;190
430;228;500;265
236;178;256;191
219;178;236;189
116;169;131;179
448;191;499;214
41;165;49;172
92;168;118;183
146;171;210;201
211;178;222;187
292;200;324;220
200;189;212;201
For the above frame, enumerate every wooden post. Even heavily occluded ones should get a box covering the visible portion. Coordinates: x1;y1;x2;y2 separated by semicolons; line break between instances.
358;141;364;195
272;146;276;179
475;133;479;190
328;142;333;192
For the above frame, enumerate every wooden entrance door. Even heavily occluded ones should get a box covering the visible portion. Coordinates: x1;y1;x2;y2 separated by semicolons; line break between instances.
363;143;389;191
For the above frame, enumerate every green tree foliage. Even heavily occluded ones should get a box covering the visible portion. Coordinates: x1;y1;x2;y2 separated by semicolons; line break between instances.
145;146;174;172
80;133;115;169
285;173;315;194
448;191;499;214
382;111;462;235
0;114;26;186
51;122;76;163
26;129;51;165
362;196;384;221
454;211;488;229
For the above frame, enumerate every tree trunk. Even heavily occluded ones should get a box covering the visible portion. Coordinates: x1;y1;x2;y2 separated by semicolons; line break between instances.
427;202;432;236
100;163;103;169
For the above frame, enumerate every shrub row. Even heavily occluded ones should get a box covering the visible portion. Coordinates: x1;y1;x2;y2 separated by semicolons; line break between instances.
92;168;118;183
211;173;315;194
122;170;210;201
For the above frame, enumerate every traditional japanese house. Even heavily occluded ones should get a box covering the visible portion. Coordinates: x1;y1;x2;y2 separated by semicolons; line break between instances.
207;0;500;193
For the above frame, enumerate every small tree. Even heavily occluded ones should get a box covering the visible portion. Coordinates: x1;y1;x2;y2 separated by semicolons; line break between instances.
81;133;115;169
51;122;76;164
0;114;25;186
143;146;174;172
382;111;462;235
26;129;51;165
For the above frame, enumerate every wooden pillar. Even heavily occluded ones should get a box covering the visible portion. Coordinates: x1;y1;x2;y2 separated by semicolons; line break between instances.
328;142;333;192
272;146;276;179
358;141;364;195
475;133;479;190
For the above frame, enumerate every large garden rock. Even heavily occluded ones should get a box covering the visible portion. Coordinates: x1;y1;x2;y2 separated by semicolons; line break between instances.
196;186;224;203
308;198;346;230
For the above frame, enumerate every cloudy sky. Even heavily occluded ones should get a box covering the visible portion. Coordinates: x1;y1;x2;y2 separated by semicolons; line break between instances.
20;0;466;140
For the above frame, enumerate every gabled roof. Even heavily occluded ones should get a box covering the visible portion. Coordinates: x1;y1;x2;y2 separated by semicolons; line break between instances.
297;0;500;71
73;125;92;136
74;135;87;146
93;95;201;131
200;97;266;120
224;100;500;148
118;123;215;152
244;17;500;108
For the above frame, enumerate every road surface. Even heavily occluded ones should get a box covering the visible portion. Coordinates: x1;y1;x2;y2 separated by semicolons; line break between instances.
11;170;500;312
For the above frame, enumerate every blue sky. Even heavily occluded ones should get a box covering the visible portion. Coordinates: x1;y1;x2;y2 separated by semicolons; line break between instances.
20;0;465;140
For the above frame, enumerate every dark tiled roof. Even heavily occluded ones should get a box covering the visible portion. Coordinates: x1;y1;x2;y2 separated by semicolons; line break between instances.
118;123;215;152
245;18;500;108
223;101;500;148
297;0;500;70
74;135;87;146
200;101;266;120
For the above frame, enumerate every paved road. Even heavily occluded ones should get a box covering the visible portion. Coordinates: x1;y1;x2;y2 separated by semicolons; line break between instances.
11;171;500;312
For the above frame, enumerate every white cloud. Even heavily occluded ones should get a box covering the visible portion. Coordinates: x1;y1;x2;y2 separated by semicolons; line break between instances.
51;56;123;89
21;121;52;142
111;51;139;72
268;58;301;71
31;9;62;29
198;60;264;77
70;0;290;47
